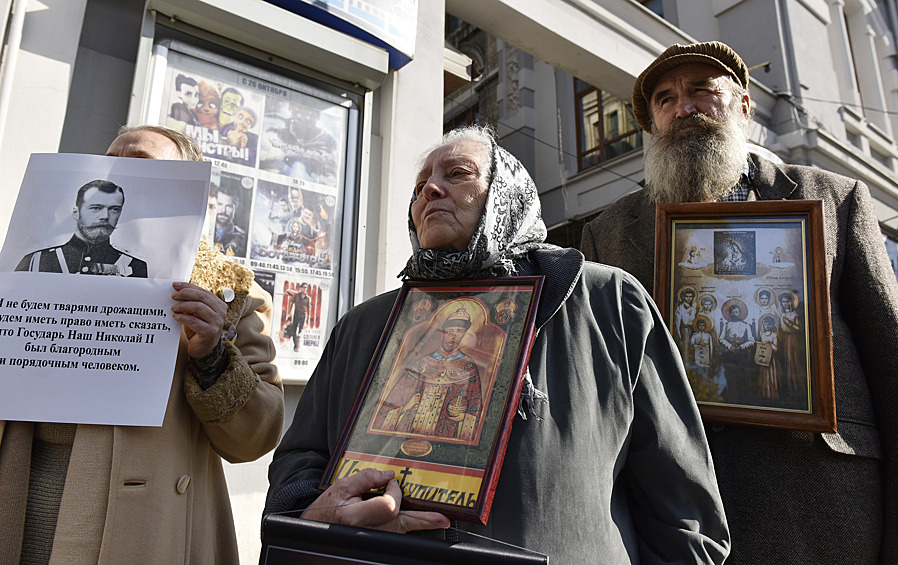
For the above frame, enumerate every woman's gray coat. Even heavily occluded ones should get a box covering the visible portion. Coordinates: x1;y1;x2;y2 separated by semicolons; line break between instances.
267;248;729;564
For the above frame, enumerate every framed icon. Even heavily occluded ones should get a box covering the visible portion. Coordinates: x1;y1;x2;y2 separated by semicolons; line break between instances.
321;276;544;524
655;200;835;432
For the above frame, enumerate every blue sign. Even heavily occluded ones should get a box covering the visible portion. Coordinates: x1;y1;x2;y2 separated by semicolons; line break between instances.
265;0;417;69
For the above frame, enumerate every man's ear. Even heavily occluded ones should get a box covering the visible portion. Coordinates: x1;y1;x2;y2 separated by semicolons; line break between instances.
741;93;751;118
72;206;79;221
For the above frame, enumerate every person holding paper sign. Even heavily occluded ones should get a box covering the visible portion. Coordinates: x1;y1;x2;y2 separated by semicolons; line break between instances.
266;126;729;563
0;125;283;564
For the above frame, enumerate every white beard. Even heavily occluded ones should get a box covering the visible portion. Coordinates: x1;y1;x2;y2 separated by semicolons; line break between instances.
644;104;749;204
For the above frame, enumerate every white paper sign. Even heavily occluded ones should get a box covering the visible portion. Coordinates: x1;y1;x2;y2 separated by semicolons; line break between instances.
0;153;211;426
0;273;182;425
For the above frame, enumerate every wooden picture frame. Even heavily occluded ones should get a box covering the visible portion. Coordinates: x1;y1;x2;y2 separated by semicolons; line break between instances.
654;201;836;432
321;277;544;524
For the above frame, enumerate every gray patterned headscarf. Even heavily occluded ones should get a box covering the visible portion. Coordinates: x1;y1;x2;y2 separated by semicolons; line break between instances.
400;133;556;280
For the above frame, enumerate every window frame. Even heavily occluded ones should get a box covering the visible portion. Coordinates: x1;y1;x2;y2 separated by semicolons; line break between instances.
573;79;641;172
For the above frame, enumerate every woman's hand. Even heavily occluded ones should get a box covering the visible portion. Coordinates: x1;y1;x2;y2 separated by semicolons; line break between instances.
302;468;450;534
171;282;228;359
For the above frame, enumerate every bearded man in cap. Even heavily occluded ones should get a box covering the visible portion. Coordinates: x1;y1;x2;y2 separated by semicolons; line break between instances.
581;41;898;564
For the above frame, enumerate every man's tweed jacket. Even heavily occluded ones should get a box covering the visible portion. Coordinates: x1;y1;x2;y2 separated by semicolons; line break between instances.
581;153;898;564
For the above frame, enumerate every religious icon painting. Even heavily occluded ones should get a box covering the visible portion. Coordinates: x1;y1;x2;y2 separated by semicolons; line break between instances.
321;277;544;524
411;297;434;323
494;297;518;325
713;230;756;276
655;201;836;432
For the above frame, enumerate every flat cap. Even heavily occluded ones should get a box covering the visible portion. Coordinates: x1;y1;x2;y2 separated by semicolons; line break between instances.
632;41;749;132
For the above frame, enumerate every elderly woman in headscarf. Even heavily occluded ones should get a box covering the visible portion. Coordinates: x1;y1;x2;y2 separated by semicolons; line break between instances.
266;126;730;564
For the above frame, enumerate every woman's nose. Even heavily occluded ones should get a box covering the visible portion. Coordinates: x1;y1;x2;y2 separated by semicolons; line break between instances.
422;178;447;200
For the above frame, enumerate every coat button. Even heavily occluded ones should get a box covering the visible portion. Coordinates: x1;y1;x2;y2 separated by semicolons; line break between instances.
176;475;191;494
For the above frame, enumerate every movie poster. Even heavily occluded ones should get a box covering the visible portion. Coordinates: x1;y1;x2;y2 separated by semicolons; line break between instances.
157;48;351;381
271;275;332;372
165;71;265;167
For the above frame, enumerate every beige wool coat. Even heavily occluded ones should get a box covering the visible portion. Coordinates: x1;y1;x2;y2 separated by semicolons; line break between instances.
0;241;284;564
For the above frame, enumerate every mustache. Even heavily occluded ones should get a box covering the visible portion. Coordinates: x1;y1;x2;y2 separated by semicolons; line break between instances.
80;223;115;241
82;222;114;230
662;113;720;137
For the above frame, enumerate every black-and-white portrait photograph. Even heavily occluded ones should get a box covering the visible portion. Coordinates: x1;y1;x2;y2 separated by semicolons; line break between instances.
0;153;210;280
16;179;147;277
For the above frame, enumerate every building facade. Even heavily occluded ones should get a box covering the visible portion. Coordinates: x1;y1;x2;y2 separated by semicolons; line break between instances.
444;0;898;265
